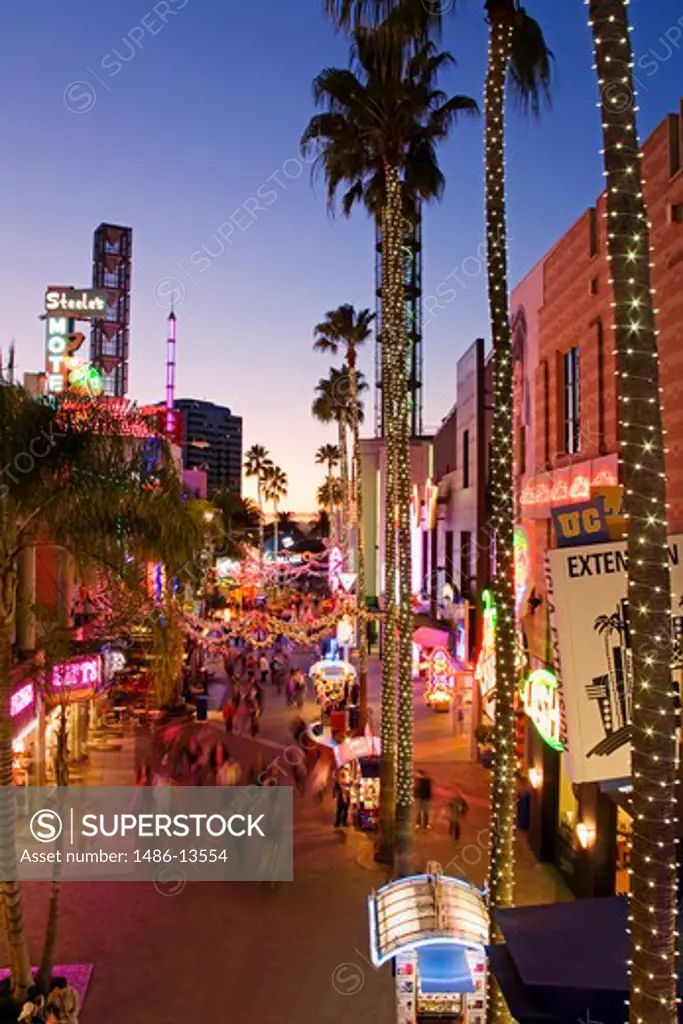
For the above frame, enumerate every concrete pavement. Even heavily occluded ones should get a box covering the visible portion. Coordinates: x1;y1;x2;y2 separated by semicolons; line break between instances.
8;651;569;1022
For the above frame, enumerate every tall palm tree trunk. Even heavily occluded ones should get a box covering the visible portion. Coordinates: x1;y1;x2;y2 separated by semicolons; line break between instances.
257;480;265;566
348;348;368;730
377;190;398;865
338;420;350;564
589;4;677;1020
0;566;32;998
37;704;68;995
484;10;516;1023
273;503;279;561
390;175;414;877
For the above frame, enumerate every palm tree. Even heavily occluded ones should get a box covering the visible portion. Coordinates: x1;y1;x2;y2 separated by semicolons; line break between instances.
314;304;374;726
481;12;550;1006
316;443;342;544
212;490;263;557
311;507;332;539
317;478;345;511
263;465;288;559
588;3;676;1020
244;444;274;564
0;388;204;1002
303;23;476;872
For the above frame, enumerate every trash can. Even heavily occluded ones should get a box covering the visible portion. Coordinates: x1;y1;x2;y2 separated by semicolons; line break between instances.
196;694;208;722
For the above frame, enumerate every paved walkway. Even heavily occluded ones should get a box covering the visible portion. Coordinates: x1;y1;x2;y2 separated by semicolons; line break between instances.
7;651;569;1023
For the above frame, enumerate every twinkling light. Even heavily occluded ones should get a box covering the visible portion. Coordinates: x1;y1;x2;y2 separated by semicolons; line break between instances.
484;9;517;1024
587;2;678;1022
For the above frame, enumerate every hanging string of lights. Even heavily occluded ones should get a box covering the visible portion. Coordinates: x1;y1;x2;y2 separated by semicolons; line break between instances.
587;2;678;1022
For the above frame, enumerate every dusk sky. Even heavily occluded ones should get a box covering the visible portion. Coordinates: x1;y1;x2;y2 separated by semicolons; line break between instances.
3;0;682;510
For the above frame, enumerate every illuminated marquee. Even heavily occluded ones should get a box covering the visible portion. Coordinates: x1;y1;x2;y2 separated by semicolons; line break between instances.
514;526;530;613
52;655;101;698
521;668;563;751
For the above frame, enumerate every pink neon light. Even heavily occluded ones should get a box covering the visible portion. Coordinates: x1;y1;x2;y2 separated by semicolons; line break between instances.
10;683;34;718
52;656;101;690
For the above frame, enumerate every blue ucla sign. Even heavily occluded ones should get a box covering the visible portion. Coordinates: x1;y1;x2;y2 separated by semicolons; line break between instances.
551;497;610;548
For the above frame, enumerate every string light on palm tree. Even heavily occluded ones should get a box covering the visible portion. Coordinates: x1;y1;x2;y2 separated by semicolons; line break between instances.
587;2;677;1021
303;17;477;871
314;304;374;725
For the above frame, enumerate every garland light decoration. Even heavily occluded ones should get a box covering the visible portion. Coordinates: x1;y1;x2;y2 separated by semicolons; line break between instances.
587;2;678;1021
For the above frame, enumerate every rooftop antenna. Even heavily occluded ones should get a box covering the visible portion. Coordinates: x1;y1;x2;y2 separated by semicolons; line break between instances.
165;305;177;435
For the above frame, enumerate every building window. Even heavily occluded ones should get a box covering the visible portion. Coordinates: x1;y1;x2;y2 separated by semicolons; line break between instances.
563;346;581;455
462;430;470;489
590;276;599;295
445;531;454;589
670;203;683;224
460;531;471;599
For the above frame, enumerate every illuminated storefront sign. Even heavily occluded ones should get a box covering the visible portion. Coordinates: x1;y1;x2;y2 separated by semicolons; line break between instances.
424;647;456;711
328;545;343;592
521;668;564;751
10;682;34;718
52;655;101;696
552;498;610;548
45;289;107;317
514;526;530;613
475;590;496;723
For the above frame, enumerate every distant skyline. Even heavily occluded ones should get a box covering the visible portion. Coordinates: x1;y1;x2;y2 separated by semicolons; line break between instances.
3;0;683;509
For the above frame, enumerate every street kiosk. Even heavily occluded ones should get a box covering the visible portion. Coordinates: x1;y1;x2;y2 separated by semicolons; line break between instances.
368;866;489;1023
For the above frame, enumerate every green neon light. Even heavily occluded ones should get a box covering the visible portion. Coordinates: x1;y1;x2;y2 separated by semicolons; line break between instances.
522;668;564;751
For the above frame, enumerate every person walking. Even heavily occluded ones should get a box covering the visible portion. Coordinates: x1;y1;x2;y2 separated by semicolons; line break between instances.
259;653;269;685
333;770;351;828
447;790;468;841
415;769;433;830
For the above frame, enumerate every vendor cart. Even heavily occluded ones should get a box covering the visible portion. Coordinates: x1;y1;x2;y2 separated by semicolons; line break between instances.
368;865;489;1023
309;656;356;716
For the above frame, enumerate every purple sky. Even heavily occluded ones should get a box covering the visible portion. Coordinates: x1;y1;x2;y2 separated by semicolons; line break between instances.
3;0;683;509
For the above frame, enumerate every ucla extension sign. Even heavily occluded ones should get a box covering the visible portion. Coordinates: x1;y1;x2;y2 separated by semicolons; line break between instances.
548;535;683;784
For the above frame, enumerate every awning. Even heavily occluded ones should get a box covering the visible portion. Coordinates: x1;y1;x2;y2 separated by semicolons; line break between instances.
418;945;475;994
368;873;489;968
413;626;449;649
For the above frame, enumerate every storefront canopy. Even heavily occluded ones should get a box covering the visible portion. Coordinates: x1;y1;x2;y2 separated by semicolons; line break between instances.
413;626;449;649
491;898;683;1022
368;873;489;968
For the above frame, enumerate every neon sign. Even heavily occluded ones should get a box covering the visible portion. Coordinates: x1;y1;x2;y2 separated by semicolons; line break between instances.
52;656;101;692
521;668;563;751
10;682;34;718
45;289;107;317
424;647;456;711
514;526;530;613
475;589;497;723
46;316;69;394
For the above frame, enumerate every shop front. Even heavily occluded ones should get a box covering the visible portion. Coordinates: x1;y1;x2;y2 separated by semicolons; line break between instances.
523;532;683;898
10;653;104;785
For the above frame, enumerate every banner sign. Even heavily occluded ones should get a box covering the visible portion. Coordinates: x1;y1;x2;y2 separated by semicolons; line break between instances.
551;498;609;548
548;535;683;784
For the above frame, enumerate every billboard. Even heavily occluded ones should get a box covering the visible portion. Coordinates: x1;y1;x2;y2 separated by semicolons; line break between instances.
547;536;683;784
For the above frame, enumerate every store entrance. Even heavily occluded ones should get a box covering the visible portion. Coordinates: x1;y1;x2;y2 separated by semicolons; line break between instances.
615;805;632;896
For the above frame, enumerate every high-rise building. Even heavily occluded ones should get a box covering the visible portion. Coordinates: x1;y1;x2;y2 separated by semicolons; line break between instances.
174;399;242;496
90;223;132;397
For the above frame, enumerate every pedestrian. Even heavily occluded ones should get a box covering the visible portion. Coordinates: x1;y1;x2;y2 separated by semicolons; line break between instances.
259;653;269;685
222;697;236;733
333;770;351;828
415;769;433;830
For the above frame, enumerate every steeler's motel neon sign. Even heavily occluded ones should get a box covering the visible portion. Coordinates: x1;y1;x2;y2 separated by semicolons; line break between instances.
44;288;108;396
46;316;69;395
45;289;107;316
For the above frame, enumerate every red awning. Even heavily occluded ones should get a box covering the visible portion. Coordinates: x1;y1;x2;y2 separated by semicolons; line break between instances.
412;626;449;649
